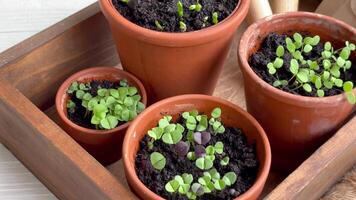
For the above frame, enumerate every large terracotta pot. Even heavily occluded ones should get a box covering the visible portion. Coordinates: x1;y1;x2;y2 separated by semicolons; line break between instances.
99;0;250;103
123;94;271;200
55;67;147;165
238;12;356;171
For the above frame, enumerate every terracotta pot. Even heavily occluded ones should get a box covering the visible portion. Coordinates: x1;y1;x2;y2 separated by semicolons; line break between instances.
238;12;356;171
123;94;271;200
99;0;250;103
55;67;147;165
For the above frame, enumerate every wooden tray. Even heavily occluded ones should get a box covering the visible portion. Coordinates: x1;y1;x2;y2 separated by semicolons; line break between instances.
0;2;355;200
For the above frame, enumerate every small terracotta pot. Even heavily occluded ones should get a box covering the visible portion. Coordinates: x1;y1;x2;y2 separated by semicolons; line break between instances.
99;0;250;103
55;67;147;165
238;12;356;171
123;94;271;200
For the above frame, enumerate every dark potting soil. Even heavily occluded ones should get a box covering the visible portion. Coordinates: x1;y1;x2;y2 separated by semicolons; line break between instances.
249;32;356;97
112;0;239;32
135;125;259;200
67;80;123;129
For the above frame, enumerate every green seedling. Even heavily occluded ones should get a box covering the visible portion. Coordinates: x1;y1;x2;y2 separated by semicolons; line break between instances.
150;152;166;170
177;1;184;17
212;12;218;24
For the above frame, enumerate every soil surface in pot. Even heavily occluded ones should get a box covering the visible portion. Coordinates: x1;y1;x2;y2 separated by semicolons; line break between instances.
112;0;239;32
67;80;125;129
249;33;356;97
135;121;258;200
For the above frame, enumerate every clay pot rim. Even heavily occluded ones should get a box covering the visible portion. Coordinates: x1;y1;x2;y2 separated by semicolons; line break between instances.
55;66;147;136
239;12;356;107
99;0;250;46
123;94;271;200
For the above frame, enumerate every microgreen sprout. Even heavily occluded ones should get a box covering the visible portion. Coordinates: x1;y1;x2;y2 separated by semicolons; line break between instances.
150;152;166;170
264;32;355;104
66;80;145;130
155;20;163;30
212;12;218;25
189;1;202;12
146;107;239;199
177;1;184;17
179;21;187;32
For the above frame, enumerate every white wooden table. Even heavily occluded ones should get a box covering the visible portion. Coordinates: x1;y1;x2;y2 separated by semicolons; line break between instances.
0;0;96;199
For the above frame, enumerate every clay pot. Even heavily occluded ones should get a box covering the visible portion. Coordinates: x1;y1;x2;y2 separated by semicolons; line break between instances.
99;0;250;103
238;12;356;171
55;67;147;165
123;94;271;200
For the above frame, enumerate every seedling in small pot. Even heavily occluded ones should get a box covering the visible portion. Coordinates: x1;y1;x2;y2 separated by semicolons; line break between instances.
264;32;355;104
66;79;145;130
140;107;257;199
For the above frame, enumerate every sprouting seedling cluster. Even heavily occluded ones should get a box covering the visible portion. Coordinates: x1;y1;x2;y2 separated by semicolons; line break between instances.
66;80;145;130
147;107;237;199
154;1;220;31
266;32;356;104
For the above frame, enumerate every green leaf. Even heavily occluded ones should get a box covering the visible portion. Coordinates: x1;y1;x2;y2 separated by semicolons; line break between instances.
286;37;296;53
68;82;79;93
187;152;196;160
119;79;128;87
336;57;345;67
334;79;343;87
76;90;85;99
317;89;325;97
222;172;237;186
128;87;138;96
322;59;331;70
273;57;284;68
165;180;179;193
322;71;330;80
324;80;333;89
340;48;350;60
214;141;224;154
324;42;332;50
212;12;218;24
97;88;107;97
155;20;163;30
150;152;166;170
148;127;163;140
303;44;313;53
311;35;320;46
159;117;170;128
290;59;299;75
205;145;215;155
196;157;213;170
178;184;190;194
107;115;118;129
304;36;313;45
343;81;354;92
211;107;221;118
330;66;340;78
182;173;193;185
268;65;276;75
303;83;312;93
100;118;111;129
191;183;204;196
297;71;309;83
124;97;134;106
177;1;183;17
93;104;108;119
213;180;225;190
196;115;208;131
276;45;284;57
345;60;352;70
220;156;229;166
322;51;332;59
293;32;303;43
292;51;303;60
315;77;322;89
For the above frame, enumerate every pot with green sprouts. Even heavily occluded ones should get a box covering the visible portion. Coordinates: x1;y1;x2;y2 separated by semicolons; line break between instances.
122;95;272;200
56;67;147;165
239;12;356;171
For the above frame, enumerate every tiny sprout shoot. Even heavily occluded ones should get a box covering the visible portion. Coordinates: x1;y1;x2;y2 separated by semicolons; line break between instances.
177;1;184;17
189;1;202;12
212;12;218;25
150;152;166;170
262;32;355;104
179;21;187;32
155;20;163;30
